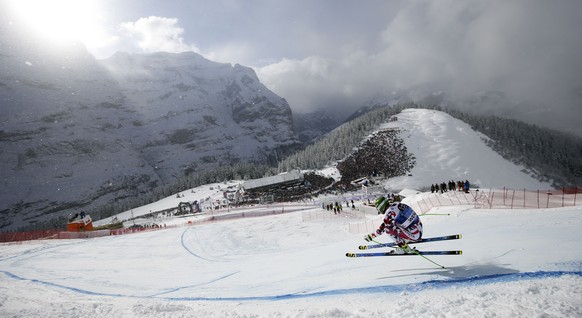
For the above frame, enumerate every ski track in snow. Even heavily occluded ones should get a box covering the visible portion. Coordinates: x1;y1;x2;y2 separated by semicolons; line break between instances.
1;268;581;301
180;228;218;262
147;271;241;298
1;109;581;316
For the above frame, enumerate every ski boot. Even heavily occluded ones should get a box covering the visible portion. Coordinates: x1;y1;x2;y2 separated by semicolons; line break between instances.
390;243;416;254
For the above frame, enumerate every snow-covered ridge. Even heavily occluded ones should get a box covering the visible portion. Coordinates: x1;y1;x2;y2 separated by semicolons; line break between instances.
380;109;552;191
1;106;578;317
94;108;554;228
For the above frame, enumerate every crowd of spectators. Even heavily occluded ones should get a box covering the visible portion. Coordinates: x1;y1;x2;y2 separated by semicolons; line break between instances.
336;129;416;188
431;180;470;193
244;128;475;204
323;202;344;214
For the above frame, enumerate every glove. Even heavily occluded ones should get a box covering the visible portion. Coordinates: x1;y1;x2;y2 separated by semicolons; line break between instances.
364;233;376;242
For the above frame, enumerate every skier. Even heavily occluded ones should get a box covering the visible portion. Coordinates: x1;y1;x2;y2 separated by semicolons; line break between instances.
364;196;423;254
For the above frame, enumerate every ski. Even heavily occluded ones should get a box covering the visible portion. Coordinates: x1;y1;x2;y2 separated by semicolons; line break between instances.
358;234;461;250
346;250;462;258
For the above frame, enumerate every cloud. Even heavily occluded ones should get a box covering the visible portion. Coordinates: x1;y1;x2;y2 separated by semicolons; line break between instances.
256;0;582;120
257;53;387;114
75;1;580;135
204;42;257;66
378;0;582;101
117;16;200;55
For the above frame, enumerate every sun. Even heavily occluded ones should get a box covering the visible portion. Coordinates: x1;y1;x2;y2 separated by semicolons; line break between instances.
6;0;105;46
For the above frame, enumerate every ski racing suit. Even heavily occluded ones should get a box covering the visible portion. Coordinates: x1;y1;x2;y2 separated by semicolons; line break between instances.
375;203;423;246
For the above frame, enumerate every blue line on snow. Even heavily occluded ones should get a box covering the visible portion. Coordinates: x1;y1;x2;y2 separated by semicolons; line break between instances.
1;269;580;301
0;270;126;298
180;228;216;262
163;270;582;301
0;241;84;263
148;271;241;297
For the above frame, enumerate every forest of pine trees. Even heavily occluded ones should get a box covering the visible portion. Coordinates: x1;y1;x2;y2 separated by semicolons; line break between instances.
429;106;582;188
277;104;411;172
279;102;582;188
336;129;415;186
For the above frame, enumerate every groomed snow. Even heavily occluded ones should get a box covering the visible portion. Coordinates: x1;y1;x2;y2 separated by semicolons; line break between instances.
1;203;581;317
1;108;579;317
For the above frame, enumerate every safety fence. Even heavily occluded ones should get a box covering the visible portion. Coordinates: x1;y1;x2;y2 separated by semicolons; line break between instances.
0;229;61;243
348;219;379;235
348;187;581;234
408;187;581;214
301;209;364;222
0;203;317;244
3;188;579;243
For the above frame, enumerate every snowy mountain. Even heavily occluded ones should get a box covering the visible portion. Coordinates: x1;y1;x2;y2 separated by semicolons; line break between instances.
380;109;553;190
0;26;298;231
355;89;582;138
98;51;298;179
92;108;553;228
3;108;578;317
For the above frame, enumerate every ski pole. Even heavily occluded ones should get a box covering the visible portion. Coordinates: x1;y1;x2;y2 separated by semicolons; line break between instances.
406;247;446;269
372;239;446;269
421;213;450;216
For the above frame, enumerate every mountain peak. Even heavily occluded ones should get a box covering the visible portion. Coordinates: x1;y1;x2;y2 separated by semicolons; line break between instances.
0;47;297;231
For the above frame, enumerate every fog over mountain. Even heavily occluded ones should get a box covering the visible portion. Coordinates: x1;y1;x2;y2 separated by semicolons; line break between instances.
0;22;297;231
2;1;581;138
254;1;582;137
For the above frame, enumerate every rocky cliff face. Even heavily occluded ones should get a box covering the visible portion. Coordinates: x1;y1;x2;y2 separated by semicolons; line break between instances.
99;52;297;180
0;25;297;230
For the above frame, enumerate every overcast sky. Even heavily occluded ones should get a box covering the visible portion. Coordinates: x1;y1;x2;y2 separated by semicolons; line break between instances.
4;0;582;119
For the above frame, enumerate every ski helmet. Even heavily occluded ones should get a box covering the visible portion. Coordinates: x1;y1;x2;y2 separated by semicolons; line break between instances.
375;196;389;214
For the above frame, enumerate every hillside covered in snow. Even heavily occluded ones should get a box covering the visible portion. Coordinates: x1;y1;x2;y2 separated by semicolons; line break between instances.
1;108;580;317
0;22;298;231
1;194;580;317
94;108;554;228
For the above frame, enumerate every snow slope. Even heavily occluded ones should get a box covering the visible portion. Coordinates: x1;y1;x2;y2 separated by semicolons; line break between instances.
95;108;554;227
1;108;576;317
382;108;552;191
1;203;581;317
